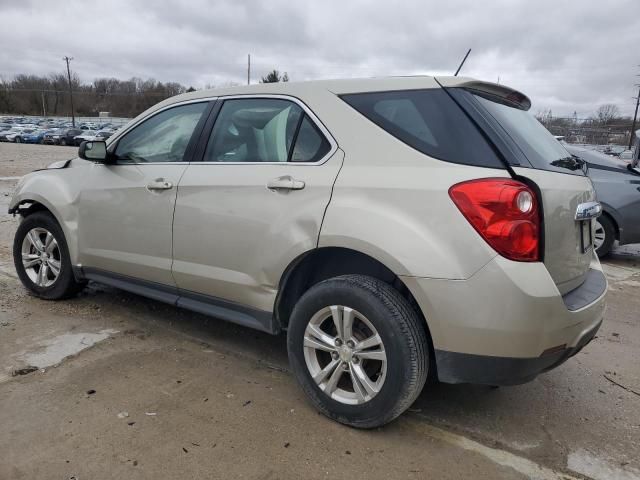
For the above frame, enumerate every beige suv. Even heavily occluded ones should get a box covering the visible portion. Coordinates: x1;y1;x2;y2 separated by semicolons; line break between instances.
10;77;606;428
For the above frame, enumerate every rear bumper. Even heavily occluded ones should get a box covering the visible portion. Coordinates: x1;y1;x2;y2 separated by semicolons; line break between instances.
401;254;606;385
434;319;601;385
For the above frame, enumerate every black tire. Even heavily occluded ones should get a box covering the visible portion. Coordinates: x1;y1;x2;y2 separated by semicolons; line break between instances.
595;215;615;258
60;138;67;146
287;274;429;428
15;136;22;143
13;211;86;300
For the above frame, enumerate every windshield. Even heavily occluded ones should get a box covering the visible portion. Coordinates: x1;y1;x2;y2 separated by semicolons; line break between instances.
474;94;583;175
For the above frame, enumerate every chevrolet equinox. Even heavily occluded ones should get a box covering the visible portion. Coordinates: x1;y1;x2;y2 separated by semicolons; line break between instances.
10;77;607;428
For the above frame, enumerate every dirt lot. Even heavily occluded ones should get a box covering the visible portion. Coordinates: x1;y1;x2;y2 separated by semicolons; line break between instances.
1;142;639;480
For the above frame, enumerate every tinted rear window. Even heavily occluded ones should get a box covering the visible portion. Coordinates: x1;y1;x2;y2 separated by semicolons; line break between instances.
341;89;504;168
473;94;582;175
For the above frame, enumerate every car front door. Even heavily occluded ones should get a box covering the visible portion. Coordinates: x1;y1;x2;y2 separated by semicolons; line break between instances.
172;96;343;315
76;101;210;286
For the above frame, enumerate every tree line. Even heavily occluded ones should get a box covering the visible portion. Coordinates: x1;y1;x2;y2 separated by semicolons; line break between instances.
535;104;636;146
0;73;193;118
0;69;289;118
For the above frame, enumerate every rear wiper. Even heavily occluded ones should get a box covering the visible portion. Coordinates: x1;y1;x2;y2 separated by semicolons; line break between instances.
551;155;588;174
573;155;589;175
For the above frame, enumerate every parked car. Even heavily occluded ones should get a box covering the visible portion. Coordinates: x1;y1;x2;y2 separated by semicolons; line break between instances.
2;127;35;143
0;126;17;141
565;144;640;257
73;131;101;146
56;128;83;146
43;129;63;145
95;130;115;140
22;129;49;144
9;77;606;428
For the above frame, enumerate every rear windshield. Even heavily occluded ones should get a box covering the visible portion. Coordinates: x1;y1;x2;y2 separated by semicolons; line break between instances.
473;93;582;175
341;89;504;169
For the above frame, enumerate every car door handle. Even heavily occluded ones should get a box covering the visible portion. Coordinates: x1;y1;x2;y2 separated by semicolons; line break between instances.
266;176;305;191
146;178;173;191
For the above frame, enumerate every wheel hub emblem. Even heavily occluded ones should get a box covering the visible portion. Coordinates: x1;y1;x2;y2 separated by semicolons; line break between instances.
338;345;352;363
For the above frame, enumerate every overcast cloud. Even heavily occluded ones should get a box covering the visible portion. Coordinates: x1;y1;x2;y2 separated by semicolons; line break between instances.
1;0;638;117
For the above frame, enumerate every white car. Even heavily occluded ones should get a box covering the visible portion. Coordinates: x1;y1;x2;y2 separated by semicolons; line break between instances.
73;131;101;146
2;127;34;143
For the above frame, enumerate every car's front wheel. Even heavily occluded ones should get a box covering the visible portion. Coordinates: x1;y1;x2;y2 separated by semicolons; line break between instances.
15;136;22;143
13;211;86;299
287;274;428;428
594;215;615;257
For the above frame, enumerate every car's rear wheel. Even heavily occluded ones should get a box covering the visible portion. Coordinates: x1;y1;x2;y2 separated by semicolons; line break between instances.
15;136;22;143
594;215;615;257
287;274;428;428
60;138;67;146
13;211;86;300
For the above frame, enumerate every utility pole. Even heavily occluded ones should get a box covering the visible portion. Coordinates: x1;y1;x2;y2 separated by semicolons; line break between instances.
454;48;471;76
63;56;75;127
41;91;46;117
247;54;251;85
628;84;639;149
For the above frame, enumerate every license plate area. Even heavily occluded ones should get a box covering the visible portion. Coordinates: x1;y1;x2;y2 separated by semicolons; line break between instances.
579;219;592;254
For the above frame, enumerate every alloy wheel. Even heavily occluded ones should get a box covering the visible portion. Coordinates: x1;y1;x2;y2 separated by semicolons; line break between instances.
303;305;387;405
21;227;61;287
594;220;606;250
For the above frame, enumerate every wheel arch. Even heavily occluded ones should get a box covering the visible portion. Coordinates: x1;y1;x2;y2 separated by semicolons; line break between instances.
598;207;620;241
9;190;79;266
10;198;55;218
275;246;437;377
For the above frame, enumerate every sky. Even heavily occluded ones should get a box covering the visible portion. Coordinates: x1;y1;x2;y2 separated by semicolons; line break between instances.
1;0;638;118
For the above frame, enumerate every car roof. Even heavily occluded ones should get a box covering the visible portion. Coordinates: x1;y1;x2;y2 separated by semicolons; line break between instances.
150;75;527;109
113;75;530;138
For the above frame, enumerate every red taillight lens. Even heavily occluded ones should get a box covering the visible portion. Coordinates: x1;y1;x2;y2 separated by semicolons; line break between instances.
449;178;540;262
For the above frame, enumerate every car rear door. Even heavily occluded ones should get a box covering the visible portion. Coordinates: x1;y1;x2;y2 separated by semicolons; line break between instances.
172;96;343;314
76;101;211;286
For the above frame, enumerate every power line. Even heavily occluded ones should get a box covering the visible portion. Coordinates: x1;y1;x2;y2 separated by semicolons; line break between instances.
2;87;177;97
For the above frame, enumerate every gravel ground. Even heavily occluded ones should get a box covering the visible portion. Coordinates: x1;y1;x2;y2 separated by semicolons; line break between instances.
0;142;76;177
0;142;639;480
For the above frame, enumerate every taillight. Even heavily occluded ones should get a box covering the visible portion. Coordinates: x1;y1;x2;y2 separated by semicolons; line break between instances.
449;178;540;262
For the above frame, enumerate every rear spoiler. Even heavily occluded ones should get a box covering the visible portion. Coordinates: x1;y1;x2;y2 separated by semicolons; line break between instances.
436;77;531;111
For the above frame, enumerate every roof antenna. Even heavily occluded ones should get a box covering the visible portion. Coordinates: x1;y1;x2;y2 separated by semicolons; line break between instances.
454;48;472;76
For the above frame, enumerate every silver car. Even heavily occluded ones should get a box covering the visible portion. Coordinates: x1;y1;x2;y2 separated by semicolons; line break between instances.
564;144;640;257
9;77;606;428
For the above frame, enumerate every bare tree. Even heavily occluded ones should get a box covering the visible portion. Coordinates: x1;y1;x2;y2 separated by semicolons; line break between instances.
594;104;620;125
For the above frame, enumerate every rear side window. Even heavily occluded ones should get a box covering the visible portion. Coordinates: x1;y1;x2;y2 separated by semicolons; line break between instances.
473;94;582;175
291;116;331;162
341;89;504;168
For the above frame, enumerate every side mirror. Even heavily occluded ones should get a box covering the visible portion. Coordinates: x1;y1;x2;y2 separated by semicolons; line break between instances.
79;140;109;163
